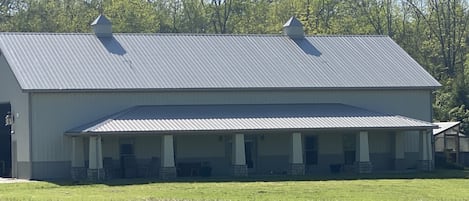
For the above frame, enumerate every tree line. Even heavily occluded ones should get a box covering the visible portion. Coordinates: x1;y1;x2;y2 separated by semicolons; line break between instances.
1;0;468;130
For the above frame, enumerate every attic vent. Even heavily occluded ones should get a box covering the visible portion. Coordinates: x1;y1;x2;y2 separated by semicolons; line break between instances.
91;14;112;37
283;17;304;39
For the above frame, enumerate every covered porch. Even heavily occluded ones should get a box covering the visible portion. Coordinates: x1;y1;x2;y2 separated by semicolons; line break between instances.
65;104;436;180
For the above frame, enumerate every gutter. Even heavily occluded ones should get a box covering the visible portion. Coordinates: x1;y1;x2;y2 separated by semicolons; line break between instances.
22;86;441;93
64;126;438;137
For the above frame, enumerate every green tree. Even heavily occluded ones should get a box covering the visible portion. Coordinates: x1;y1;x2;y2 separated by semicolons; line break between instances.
102;0;159;33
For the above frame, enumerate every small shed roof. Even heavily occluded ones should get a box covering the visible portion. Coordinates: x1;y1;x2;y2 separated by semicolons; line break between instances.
66;103;436;135
0;33;440;91
433;122;463;136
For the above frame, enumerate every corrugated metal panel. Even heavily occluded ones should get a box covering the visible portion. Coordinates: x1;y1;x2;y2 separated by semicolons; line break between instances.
460;137;469;152
0;55;31;162
67;104;435;134
0;33;440;90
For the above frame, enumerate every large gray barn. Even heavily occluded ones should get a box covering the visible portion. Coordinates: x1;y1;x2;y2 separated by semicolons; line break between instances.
0;15;440;180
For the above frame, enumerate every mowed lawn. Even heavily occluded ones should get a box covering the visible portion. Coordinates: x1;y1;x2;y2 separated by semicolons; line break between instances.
1;170;469;201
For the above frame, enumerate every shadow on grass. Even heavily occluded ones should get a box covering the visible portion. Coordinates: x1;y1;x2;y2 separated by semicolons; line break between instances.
44;168;469;187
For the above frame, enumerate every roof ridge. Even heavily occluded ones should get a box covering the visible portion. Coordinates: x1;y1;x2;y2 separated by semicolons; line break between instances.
81;106;139;132
395;115;436;126
0;32;91;35
0;32;390;38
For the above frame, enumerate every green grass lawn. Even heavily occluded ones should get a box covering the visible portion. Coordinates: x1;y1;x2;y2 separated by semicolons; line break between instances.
1;170;469;201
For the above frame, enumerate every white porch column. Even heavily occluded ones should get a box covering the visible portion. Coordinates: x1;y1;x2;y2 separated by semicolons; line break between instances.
427;130;434;169
160;135;176;179
394;131;406;170
161;135;175;167
356;131;372;173
357;131;370;162
88;136;97;169
97;136;103;169
289;132;305;175
291;133;303;164
87;136;104;180
419;130;432;171
233;133;246;165
232;133;247;176
71;137;86;180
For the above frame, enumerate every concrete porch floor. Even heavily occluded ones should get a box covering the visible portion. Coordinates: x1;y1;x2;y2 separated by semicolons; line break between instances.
0;177;33;183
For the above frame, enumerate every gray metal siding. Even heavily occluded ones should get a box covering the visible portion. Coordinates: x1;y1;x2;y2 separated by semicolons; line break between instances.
0;33;440;90
316;131;392;155
0;55;31;178
404;131;420;152
31;161;70;180
16;161;31;179
369;132;392;153
30;89;430;162
461;137;469;152
176;135;225;158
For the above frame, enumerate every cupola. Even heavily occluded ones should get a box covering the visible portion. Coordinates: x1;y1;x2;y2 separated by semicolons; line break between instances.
283;17;304;39
91;14;112;37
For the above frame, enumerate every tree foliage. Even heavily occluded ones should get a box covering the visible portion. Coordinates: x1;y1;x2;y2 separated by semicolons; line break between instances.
1;0;469;130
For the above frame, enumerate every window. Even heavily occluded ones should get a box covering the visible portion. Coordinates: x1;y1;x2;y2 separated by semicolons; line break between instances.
120;144;134;156
343;134;356;165
304;136;318;165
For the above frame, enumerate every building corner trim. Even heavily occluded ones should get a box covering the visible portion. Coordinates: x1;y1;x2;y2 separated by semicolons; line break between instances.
28;92;33;179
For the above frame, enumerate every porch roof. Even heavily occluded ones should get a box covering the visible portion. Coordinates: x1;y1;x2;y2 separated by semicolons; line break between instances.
65;104;436;136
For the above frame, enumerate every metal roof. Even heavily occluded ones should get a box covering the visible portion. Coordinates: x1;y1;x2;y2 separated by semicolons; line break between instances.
66;104;436;135
283;17;303;27
0;33;441;91
91;15;111;25
433;122;462;136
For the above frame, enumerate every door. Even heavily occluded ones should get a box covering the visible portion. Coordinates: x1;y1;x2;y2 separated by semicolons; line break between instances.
119;141;136;178
245;139;257;173
0;104;12;177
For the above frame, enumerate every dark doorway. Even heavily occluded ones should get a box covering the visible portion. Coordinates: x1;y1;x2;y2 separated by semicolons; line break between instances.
245;141;255;169
0;104;11;177
120;143;137;178
245;139;257;174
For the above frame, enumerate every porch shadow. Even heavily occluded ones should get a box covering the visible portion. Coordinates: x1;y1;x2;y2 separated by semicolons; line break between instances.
45;169;469;186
